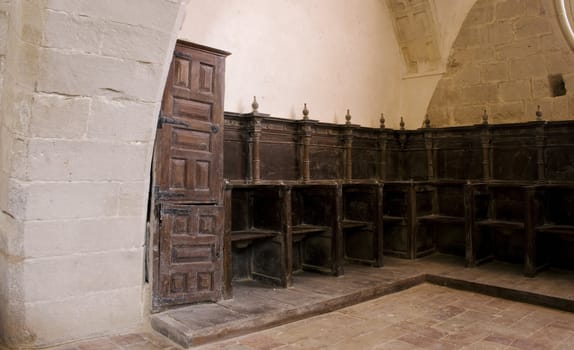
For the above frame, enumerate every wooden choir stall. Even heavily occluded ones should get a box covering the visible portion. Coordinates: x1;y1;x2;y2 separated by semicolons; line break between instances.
151;41;574;310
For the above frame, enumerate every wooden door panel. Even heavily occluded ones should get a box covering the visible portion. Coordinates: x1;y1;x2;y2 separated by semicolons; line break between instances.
156;43;224;203
173;49;219;100
157;204;223;307
152;41;229;311
156;130;220;202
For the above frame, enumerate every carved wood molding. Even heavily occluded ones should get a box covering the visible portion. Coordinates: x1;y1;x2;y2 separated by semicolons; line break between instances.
556;0;574;50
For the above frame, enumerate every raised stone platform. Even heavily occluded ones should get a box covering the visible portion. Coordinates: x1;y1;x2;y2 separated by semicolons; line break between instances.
151;254;574;348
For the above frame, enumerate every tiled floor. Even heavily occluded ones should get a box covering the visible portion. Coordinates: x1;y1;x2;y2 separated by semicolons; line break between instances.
151;255;574;347
195;283;574;350
41;255;574;350
49;283;574;350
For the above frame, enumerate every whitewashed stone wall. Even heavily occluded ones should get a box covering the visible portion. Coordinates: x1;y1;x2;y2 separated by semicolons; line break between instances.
0;0;188;347
428;0;574;126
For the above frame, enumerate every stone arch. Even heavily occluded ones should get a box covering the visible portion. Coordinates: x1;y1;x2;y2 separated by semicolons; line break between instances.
427;0;574;126
0;0;189;347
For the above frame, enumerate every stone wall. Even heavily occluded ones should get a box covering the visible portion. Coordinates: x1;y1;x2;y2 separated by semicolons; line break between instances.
427;0;574;126
0;0;188;347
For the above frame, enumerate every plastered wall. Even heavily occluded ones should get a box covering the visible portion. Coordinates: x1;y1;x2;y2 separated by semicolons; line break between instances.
428;0;574;126
179;0;405;128
180;0;480;129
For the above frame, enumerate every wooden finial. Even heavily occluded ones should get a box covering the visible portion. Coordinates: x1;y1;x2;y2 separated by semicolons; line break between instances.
302;103;309;120
345;109;352;125
536;105;543;121
424;114;431;128
482;109;488;125
400;117;405;130
380;113;385;129
252;96;259;113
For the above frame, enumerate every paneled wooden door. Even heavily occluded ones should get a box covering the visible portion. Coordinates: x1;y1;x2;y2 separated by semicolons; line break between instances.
151;41;230;311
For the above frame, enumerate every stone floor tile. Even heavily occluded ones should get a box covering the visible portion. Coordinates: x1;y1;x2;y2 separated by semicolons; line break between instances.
140;333;181;349
460;340;508;349
398;333;459;350
237;334;286;350
427;304;466;321
123;342;165;350
110;333;148;347
75;339;122;350
509;337;552;350
482;332;518;346
373;339;424;349
524;324;573;349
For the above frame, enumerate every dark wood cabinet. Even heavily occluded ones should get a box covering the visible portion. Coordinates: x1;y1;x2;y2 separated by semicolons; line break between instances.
221;113;574;282
290;184;343;276
151;41;230;311
466;183;529;269
342;184;384;267
525;184;574;276
225;184;290;290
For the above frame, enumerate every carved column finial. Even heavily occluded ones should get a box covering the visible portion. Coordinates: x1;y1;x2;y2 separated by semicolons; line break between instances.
424;114;431;128
536;105;543;121
400;117;405;130
345;109;352;125
302;103;309;120
252;96;259;113
380;113;385;129
482;109;489;125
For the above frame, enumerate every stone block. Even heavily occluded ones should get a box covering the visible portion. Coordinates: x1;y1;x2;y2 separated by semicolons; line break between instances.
450;47;495;63
0;129;27;183
488;21;514;45
24;182;119;220
10;42;41;93
495;38;539;60
20;0;44;45
481;62;508;82
545;52;574;75
491;101;526;123
6;178;27;221
102;22;171;64
0;10;7;55
509;55;547;80
26;140;148;182
460;84;497;105
531;77;551;98
23;217;145;258
498;80;531;101
42;10;100;53
540;33;569;52
552;95;569;118
464;4;494;27
0;211;23;258
426;107;449;127
30;94;89;139
455;63;481;84
87;97;158;142
453;27;489;49
25;285;143;346
119;182;148;217
23;249;143;302
37;49;164;102
452;105;486;125
527;0;555;16
526;99;553;119
514;17;551;39
45;0;182;32
496;0;526;20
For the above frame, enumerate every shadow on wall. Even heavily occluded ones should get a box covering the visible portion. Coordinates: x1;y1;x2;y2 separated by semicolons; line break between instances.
427;0;574;127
